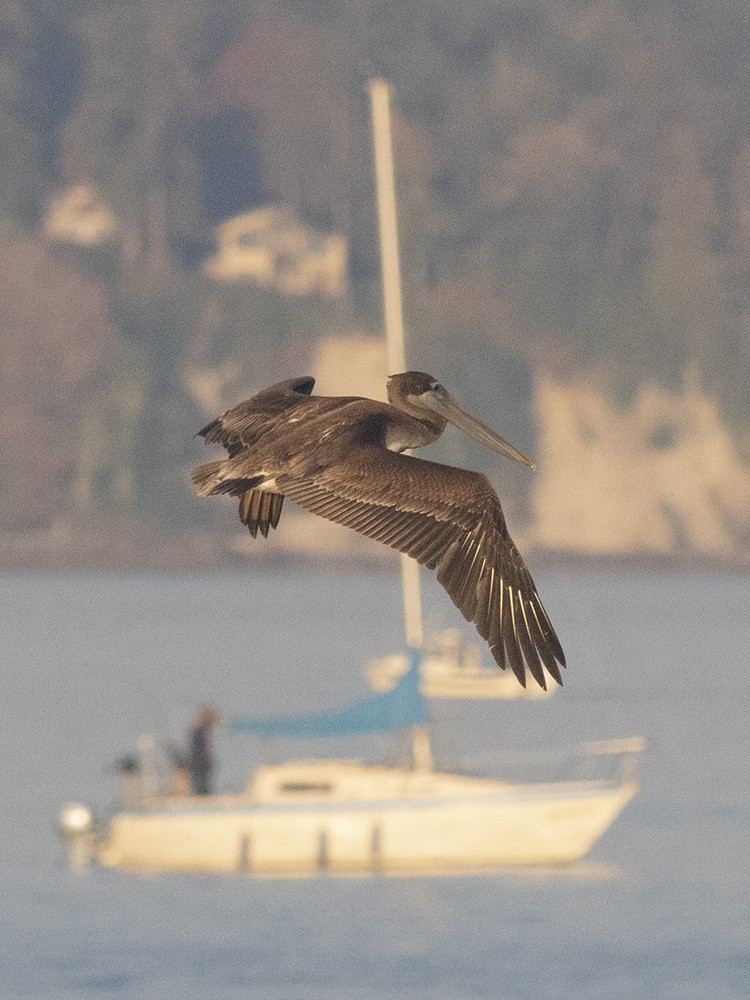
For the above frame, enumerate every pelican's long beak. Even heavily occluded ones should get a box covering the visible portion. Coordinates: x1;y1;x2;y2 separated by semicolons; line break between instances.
420;391;535;469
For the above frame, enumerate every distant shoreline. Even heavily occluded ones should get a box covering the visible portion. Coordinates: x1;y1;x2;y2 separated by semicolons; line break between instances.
1;523;748;575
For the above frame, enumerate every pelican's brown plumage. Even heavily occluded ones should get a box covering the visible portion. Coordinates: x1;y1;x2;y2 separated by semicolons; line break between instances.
192;373;566;690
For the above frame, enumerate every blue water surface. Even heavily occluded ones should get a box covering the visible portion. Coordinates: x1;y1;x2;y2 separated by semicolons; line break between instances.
1;569;748;999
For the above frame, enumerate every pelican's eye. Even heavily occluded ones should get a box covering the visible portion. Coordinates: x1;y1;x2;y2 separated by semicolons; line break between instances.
429;381;445;394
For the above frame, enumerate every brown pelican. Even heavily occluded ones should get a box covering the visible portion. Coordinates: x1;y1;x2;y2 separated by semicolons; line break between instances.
192;373;565;690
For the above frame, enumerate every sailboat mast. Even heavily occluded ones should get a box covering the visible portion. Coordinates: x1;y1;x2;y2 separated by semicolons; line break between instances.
368;77;424;652
369;79;432;773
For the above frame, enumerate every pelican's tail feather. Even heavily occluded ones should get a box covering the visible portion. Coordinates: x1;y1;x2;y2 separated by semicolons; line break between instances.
191;461;264;498
191;460;225;495
238;489;285;539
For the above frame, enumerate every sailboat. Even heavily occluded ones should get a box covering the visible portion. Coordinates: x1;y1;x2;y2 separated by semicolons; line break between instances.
366;629;554;699
90;649;643;875
59;81;643;876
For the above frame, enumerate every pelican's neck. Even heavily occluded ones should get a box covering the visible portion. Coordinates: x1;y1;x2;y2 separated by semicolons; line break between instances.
385;412;445;452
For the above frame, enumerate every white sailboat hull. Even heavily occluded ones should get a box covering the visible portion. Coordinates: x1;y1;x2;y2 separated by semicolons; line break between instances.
97;756;639;876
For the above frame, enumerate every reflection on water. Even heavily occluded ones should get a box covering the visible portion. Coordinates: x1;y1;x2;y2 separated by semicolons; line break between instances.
248;860;622;882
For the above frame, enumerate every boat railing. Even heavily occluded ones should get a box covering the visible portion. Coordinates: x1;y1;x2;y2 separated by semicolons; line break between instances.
445;736;645;788
579;737;646;785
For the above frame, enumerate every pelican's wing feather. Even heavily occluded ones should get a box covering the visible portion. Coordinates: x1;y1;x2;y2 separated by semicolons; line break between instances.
198;376;316;454
279;448;565;689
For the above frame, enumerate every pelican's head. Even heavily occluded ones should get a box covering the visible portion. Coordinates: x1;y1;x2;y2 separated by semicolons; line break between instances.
387;371;535;468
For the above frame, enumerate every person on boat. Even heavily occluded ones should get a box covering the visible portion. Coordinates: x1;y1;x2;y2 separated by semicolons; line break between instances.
165;741;191;797
113;753;140;809
188;707;219;796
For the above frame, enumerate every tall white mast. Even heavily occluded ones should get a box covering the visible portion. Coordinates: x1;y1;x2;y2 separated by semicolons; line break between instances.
368;77;424;653
369;79;431;771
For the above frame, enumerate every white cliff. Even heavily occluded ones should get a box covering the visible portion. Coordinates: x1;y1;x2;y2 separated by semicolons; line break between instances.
532;370;750;558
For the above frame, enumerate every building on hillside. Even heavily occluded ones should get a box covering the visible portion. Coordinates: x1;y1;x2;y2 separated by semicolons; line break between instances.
43;185;118;246
203;205;347;297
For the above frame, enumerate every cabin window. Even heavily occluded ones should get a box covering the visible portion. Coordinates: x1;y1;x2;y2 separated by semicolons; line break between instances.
278;782;332;794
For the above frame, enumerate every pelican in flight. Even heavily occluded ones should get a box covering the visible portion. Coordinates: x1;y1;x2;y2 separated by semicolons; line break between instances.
192;373;565;690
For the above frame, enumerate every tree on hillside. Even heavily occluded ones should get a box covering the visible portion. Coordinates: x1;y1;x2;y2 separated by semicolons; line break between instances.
0;235;131;529
60;0;207;275
211;13;356;234
0;4;44;225
643;128;728;379
57;0;239;524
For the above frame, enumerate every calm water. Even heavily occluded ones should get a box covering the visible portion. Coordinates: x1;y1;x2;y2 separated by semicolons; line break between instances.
2;569;749;999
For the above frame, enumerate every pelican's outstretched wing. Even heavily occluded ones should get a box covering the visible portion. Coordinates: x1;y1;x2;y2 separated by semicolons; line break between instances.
278;448;565;690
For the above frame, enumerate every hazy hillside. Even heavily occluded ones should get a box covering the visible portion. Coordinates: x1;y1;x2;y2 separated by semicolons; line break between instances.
1;0;749;564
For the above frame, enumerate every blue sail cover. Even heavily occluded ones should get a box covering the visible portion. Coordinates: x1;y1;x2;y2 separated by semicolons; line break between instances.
230;648;426;738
